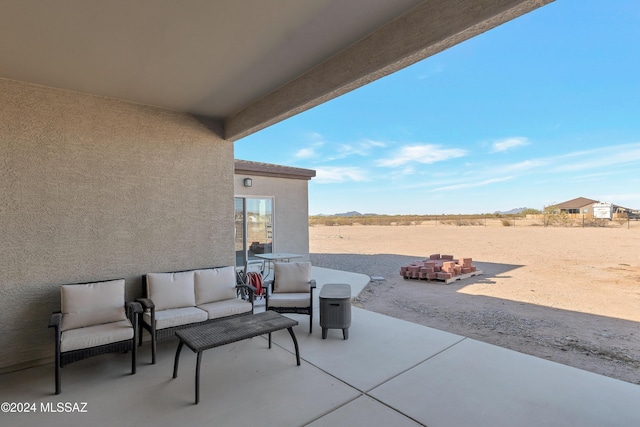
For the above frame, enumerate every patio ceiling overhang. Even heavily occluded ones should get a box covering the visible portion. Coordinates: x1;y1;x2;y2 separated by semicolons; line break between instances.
0;0;553;141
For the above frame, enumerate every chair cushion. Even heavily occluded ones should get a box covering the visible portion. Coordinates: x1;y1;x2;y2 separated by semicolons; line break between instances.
273;262;312;293
146;271;195;311
197;299;252;320
143;306;208;330
60;279;127;332
60;319;133;352
267;293;311;308
194;267;237;305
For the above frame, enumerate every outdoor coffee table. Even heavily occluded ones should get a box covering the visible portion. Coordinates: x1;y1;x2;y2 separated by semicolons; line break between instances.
172;311;300;404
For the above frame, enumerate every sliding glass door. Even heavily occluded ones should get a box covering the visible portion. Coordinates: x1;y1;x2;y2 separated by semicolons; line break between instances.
235;197;273;268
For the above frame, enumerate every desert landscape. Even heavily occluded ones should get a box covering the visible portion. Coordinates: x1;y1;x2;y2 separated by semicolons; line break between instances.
309;223;640;385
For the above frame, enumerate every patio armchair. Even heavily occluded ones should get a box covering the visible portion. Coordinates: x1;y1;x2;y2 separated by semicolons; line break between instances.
265;262;316;333
49;279;141;394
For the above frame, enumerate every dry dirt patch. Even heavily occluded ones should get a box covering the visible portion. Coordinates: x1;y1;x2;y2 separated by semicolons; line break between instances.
309;224;640;384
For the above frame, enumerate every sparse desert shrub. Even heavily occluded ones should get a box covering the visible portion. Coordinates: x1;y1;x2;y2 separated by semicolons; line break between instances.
585;218;607;228
501;219;512;227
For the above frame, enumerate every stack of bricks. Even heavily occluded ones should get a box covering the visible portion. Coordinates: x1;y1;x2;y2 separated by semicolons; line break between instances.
400;254;477;281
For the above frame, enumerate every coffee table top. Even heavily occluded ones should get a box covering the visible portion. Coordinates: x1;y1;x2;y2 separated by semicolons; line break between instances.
175;311;298;353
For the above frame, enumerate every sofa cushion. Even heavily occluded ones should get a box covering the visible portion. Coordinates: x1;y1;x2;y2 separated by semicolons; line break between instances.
60;319;133;352
267;293;311;308
194;267;237;305
143;306;208;330
273;262;312;293
197;299;252;320
60;279;127;332
147;271;195;311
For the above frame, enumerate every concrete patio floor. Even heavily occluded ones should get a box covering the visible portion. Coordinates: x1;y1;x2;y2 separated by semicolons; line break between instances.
2;267;640;426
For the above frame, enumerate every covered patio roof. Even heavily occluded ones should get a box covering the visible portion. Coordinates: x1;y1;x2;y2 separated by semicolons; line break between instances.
0;0;553;141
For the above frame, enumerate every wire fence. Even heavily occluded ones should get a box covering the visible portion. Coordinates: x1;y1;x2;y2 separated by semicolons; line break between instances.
309;214;640;229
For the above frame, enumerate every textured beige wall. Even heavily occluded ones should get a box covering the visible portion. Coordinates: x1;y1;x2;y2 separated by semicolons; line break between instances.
234;175;310;259
0;79;234;371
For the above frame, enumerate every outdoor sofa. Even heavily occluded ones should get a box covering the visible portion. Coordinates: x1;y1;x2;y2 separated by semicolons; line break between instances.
137;266;255;364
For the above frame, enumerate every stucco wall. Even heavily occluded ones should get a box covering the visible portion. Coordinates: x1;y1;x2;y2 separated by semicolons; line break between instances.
0;79;234;371
234;175;310;260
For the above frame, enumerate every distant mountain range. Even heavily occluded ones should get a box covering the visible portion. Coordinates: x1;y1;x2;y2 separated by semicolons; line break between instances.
496;207;528;214
334;211;365;217
315;208;529;216
315;211;365;217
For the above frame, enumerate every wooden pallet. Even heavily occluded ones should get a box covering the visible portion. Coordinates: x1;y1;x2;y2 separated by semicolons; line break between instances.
403;270;483;285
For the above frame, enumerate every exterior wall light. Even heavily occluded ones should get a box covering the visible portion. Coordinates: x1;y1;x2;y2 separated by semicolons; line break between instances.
243;178;253;187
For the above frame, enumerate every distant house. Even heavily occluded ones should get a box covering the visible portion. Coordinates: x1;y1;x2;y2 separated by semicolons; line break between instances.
553;197;634;217
234;160;315;268
554;197;599;215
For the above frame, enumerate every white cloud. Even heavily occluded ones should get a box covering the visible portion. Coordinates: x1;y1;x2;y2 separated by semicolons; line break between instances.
377;144;467;167
295;148;316;159
363;139;387;148
497;159;548;173
491;137;529;153
313;166;369;184
431;176;513;192
553;144;640;172
299;135;386;161
487;143;640;177
331;139;387;159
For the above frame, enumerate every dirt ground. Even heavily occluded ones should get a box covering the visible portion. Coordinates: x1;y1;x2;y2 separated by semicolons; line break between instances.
309;224;640;385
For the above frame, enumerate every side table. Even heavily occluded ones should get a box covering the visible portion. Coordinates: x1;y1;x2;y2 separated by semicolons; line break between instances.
319;283;352;340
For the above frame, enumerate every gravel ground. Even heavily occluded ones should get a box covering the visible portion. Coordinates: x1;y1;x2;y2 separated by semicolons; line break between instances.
309;225;640;385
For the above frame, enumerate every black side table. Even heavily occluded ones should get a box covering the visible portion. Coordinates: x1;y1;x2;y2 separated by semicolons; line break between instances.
319;283;352;340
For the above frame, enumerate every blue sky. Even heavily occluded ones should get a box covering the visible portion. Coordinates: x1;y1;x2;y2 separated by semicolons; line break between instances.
235;1;640;215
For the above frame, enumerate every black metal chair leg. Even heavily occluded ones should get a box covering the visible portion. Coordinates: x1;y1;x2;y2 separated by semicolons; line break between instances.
195;351;203;404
